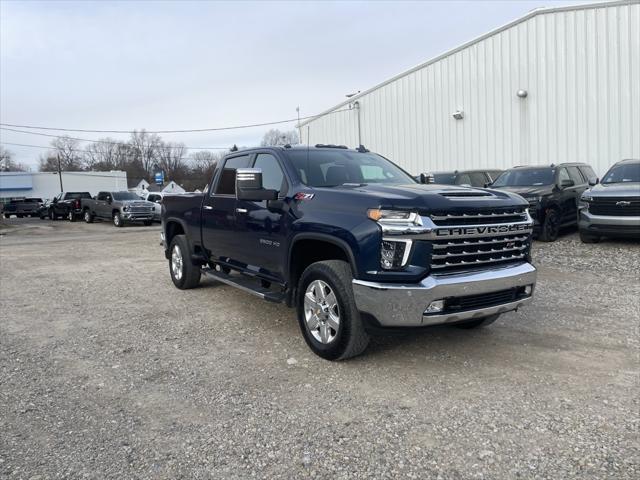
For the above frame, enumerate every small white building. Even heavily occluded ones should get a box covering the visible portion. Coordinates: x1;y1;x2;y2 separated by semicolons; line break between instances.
299;0;639;176
0;171;128;203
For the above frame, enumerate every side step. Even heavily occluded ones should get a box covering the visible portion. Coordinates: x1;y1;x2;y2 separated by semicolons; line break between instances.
201;268;285;303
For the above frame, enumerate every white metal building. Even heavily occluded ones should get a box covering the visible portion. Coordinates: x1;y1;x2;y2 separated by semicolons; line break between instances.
0;171;128;203
299;0;640;176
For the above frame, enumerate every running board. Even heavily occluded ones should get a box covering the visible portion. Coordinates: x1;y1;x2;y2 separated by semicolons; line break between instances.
201;268;285;303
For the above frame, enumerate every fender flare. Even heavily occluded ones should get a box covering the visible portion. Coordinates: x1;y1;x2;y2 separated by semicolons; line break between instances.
287;232;359;279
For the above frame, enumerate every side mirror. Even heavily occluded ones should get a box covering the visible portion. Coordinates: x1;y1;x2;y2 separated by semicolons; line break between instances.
588;177;599;186
417;173;433;184
236;168;278;201
560;179;574;188
106;196;112;204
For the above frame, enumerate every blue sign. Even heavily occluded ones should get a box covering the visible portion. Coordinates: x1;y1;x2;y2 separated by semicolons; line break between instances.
154;172;164;185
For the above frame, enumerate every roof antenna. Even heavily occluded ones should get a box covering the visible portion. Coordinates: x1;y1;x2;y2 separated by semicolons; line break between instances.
230;144;238;152
356;144;369;153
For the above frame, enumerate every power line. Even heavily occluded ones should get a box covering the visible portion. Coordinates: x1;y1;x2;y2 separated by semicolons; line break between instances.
0;127;230;150
0;109;350;134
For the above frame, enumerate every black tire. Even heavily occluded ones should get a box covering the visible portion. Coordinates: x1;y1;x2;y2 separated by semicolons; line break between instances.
538;209;560;242
143;220;153;226
49;209;57;221
3;214;9;219
67;211;76;222
579;230;600;243
83;209;94;223
16;214;23;218
168;235;201;289
296;260;369;361
113;212;124;227
455;314;500;329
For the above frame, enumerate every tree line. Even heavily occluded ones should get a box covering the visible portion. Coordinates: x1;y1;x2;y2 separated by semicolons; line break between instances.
1;128;299;192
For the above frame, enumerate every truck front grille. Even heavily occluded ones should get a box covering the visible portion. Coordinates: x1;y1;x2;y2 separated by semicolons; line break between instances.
428;208;532;274
589;197;640;217
443;286;530;313
129;207;152;214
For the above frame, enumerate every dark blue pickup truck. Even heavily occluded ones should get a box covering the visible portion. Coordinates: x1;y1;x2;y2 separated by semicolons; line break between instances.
162;145;537;360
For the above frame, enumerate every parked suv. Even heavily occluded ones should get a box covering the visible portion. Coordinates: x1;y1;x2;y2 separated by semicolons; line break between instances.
81;191;155;227
161;145;536;360
490;163;595;241
578;159;640;242
429;169;503;188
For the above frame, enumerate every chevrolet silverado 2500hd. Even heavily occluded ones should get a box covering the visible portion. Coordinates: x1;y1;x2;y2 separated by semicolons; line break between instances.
162;145;537;360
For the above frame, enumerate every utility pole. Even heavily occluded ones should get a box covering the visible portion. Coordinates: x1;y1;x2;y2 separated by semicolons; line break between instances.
57;153;64;192
296;106;301;144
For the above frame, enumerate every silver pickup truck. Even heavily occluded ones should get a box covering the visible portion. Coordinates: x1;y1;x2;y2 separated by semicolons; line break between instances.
81;191;155;227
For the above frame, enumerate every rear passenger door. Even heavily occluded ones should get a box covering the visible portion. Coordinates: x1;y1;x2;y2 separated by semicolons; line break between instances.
95;192;110;218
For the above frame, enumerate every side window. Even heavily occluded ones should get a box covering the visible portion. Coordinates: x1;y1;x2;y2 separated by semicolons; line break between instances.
558;168;571;185
578;165;596;181
455;173;472;185
97;192;106;201
567;166;584;185
253;153;285;192
215;155;251;195
469;172;488;187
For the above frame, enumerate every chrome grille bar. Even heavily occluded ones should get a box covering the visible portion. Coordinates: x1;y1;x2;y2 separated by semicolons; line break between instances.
432;235;529;249
431;252;527;269
431;245;527;260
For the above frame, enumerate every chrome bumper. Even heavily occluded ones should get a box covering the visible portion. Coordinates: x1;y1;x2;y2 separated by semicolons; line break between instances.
352;262;536;327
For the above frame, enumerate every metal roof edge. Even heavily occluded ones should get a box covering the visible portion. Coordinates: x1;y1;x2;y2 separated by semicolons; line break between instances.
299;0;634;127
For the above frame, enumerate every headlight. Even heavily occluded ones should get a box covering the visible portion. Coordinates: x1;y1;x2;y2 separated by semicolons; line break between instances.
582;195;593;202
367;209;420;223
367;209;419;270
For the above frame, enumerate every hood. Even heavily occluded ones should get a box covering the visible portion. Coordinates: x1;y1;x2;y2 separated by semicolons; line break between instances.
587;182;640;198
309;183;528;214
491;185;554;198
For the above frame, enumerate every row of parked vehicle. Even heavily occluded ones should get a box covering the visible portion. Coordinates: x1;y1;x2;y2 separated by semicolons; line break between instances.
421;158;640;243
2;190;164;227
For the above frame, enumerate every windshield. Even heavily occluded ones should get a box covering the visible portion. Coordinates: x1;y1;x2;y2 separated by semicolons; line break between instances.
432;173;456;185
112;191;141;201
287;149;415;187
602;162;640;184
67;192;91;199
492;168;555;187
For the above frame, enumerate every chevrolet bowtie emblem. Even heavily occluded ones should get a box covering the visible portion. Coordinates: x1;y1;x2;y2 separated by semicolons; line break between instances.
616;201;631;207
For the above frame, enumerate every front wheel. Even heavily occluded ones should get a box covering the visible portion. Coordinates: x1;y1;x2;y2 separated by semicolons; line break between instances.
67;211;76;222
113;212;124;227
3;214;9;219
168;235;201;289
49;209;57;221
538;209;560;242
455;314;500;329
84;210;94;223
297;260;369;361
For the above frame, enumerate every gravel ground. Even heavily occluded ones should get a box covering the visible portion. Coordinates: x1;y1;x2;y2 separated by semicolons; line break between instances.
1;217;638;479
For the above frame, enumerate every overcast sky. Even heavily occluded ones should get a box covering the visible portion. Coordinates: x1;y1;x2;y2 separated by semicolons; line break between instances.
1;0;589;169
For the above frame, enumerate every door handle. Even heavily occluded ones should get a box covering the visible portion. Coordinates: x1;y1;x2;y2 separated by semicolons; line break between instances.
203;205;213;210
236;208;248;214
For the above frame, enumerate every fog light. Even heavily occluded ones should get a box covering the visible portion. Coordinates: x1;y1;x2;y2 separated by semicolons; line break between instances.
426;300;445;313
380;240;409;270
524;285;533;295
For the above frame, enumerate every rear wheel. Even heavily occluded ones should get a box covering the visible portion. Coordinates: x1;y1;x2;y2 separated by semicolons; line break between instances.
538;209;560;242
113;212;124;227
83;210;94;223
297;260;369;361
579;230;600;243
455;314;500;329
169;235;201;289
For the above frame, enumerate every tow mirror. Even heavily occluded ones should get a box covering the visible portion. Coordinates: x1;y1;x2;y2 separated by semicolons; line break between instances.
560;179;574;188
417;173;433;184
236;168;278;201
588;177;599;186
106;196;112;204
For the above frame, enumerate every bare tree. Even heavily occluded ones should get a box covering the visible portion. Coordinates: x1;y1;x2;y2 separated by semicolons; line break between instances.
39;136;85;171
130;130;162;175
156;141;187;182
260;129;299;147
0;146;27;171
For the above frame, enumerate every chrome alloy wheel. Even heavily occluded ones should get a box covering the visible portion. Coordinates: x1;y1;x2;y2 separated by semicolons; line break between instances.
304;280;340;344
171;244;184;281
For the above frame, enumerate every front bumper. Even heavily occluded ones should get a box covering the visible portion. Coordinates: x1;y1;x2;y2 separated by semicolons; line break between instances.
122;212;153;221
352;262;536;327
578;209;640;236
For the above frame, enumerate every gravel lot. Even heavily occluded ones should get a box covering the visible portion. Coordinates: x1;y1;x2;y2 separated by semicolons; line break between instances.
1;217;638;479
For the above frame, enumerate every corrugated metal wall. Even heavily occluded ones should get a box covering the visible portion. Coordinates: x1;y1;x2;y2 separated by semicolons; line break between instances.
300;1;640;176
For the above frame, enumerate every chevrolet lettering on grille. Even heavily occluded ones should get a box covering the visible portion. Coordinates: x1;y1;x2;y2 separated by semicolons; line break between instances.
436;223;530;237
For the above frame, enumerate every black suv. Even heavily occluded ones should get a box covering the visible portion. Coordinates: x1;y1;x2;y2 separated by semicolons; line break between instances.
428;169;503;188
490;163;596;241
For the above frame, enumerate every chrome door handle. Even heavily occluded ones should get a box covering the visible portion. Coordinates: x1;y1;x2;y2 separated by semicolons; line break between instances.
203;205;213;210
236;208;248;214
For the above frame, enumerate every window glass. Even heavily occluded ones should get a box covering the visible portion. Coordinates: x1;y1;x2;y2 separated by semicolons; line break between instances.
493;168;555;187
602;162;640;183
469;172;489;187
112;192;140;201
432;173;456;185
97;192;107;201
287;150;414;187
567;166;584;185
216;155;251;194
455;173;472;185
486;170;503;181
578;165;596;181
558;168;571;185
253;153;285;192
